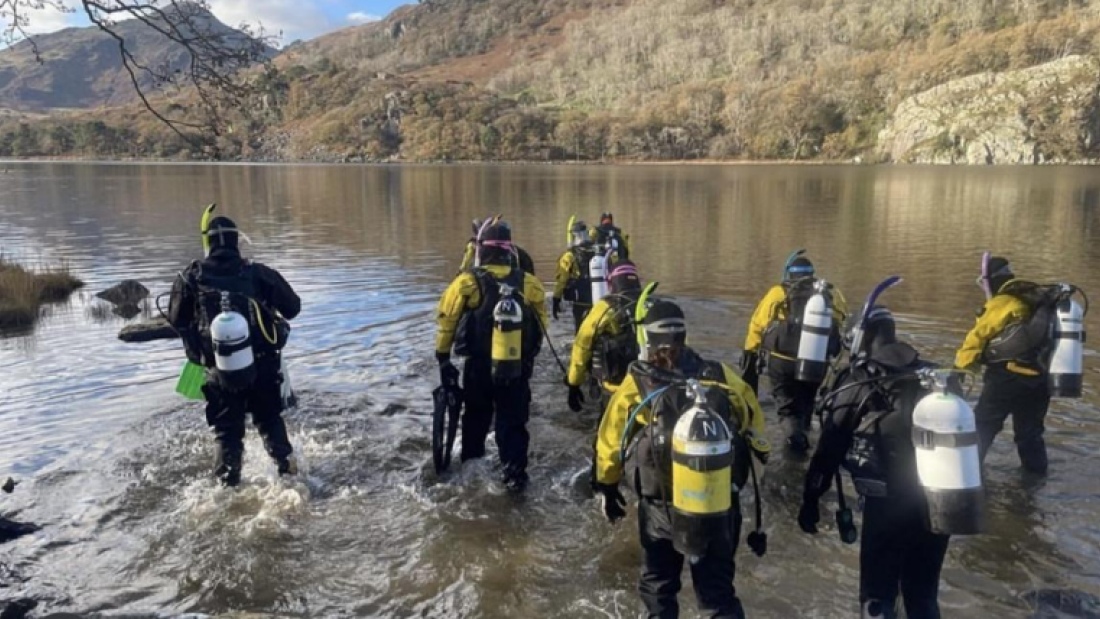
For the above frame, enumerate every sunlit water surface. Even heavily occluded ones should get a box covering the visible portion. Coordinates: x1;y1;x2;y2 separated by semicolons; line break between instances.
1;163;1099;617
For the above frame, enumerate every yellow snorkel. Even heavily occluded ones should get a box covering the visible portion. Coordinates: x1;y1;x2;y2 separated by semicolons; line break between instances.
200;203;217;256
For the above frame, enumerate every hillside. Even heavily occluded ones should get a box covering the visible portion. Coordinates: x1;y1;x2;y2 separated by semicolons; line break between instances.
0;5;274;111
4;0;1100;163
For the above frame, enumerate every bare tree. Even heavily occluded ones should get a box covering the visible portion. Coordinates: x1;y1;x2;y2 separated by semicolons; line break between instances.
0;0;278;158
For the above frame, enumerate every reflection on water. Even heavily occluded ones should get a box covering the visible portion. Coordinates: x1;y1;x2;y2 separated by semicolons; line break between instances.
1;162;1099;617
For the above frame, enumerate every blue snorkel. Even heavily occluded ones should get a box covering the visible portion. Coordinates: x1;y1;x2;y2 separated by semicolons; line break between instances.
848;275;903;359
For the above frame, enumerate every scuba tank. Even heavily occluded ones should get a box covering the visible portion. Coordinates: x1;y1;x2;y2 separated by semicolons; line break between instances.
210;291;256;390
1050;286;1085;398
911;369;985;535
491;284;524;384
589;252;608;303
796;279;833;383
671;380;734;559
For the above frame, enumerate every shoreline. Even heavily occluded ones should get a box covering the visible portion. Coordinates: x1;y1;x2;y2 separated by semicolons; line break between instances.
0;156;1097;167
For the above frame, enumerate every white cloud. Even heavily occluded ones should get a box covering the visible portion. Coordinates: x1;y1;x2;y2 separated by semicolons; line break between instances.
207;0;338;45
347;11;381;24
0;0;81;38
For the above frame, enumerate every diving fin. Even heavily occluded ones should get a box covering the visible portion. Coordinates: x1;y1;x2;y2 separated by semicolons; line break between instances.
432;377;463;474
176;361;206;400
280;357;297;409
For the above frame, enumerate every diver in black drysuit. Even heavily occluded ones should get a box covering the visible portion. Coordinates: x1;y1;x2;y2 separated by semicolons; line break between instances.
798;306;952;619
169;216;301;486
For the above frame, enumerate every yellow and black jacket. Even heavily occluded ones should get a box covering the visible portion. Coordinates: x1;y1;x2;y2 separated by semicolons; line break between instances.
567;293;640;390
744;281;848;360
436;264;548;359
554;245;596;305
595;351;770;492
955;279;1040;377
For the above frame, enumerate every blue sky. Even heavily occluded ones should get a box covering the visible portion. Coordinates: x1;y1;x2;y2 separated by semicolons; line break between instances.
16;1;411;45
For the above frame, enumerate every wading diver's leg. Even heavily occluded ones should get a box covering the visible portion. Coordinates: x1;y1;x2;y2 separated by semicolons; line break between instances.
638;499;685;619
461;358;494;462
494;376;531;490
249;354;294;474
203;382;247;487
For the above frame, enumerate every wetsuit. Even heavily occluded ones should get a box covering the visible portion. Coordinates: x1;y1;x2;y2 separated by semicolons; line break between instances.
168;246;301;486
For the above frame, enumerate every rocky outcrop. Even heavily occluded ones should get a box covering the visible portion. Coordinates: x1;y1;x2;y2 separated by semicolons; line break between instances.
878;56;1100;164
95;280;149;306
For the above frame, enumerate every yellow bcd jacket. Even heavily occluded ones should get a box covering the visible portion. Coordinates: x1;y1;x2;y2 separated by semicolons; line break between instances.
955;280;1036;376
435;264;548;355
457;240;476;274
567;296;631;388
744;283;849;355
554;249;582;301
594;362;770;486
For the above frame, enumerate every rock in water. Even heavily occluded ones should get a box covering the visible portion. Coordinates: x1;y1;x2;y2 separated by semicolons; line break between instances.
95;280;149;306
1;478;15;493
118;317;178;343
0;599;37;619
0;516;39;544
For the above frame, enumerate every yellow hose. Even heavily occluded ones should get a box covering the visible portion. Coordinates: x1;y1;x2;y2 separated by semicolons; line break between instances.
250;299;279;346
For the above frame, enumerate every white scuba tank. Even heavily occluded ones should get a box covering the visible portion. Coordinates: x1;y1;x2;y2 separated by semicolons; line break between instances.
911;371;985;535
1049;295;1084;398
211;292;255;385
796;280;832;383
590;253;608;303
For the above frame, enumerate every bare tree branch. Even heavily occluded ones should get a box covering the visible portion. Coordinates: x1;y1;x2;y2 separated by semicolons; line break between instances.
2;0;278;159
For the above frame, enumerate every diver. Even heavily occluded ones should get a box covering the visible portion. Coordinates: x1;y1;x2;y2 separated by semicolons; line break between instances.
741;252;847;453
436;221;548;492
594;301;770;619
564;259;645;412
168;214;301;487
594;212;630;262
458;216;536;275
956;255;1079;475
554;219;598;332
799;302;956;619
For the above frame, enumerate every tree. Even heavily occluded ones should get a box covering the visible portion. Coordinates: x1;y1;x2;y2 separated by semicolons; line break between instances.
0;0;277;159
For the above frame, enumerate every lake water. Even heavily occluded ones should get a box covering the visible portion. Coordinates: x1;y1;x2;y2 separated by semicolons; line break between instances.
1;162;1099;617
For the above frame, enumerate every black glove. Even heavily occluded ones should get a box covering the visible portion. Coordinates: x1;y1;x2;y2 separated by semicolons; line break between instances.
594;483;627;523
553;297;562;320
437;353;459;388
740;350;760;395
568;386;585;412
798;499;820;534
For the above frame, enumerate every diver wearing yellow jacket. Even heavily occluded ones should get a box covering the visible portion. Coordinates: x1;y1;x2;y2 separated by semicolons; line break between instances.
955;255;1051;474
593;301;769;619
553;219;598;333
458;217;536;276
436;221;548;492
565;260;644;412
741;254;847;452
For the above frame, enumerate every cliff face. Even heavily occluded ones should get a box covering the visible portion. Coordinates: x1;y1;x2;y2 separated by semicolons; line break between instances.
878;56;1100;164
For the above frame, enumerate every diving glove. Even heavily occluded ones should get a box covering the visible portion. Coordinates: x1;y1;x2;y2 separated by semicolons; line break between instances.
437;353;460;388
797;500;820;534
594;483;627;523
568;385;585;412
739;350;760;395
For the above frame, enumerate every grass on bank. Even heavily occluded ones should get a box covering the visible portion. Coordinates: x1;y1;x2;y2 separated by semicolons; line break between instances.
0;257;84;328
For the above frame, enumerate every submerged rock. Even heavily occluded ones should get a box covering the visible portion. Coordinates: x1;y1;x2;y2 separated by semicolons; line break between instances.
118;317;178;343
95;280;149;306
0;516;39;544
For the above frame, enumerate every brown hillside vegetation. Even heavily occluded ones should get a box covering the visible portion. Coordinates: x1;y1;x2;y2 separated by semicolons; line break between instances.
5;0;1100;163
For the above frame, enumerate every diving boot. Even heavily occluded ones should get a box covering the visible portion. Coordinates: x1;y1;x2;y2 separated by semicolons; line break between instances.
783;417;810;454
503;469;529;495
276;457;298;477
214;445;243;487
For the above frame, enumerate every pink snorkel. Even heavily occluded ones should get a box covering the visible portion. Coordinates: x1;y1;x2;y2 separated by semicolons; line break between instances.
979;251;993;300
